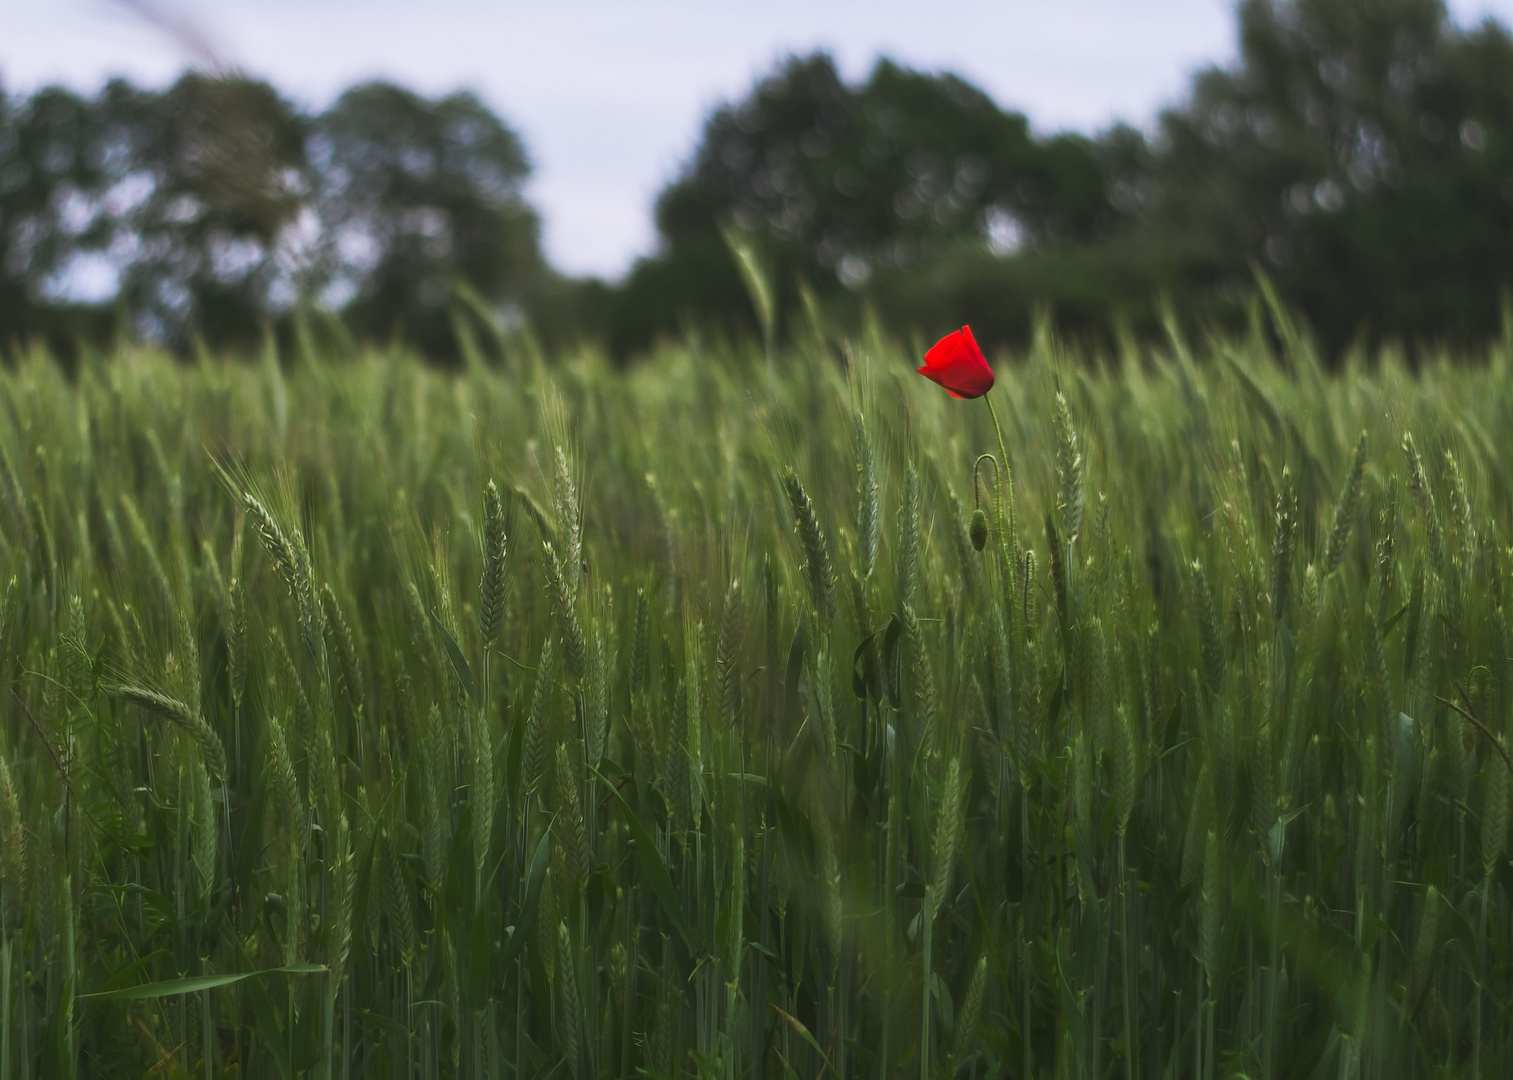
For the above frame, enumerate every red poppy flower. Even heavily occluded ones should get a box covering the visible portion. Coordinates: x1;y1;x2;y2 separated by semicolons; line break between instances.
917;326;994;399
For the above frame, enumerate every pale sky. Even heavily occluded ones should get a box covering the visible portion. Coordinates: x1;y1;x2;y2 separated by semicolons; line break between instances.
3;0;1512;279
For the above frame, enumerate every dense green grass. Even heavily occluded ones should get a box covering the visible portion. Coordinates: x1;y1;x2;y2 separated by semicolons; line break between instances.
1;305;1513;1079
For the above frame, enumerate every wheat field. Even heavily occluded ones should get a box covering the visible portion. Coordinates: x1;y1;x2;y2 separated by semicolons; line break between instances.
0;302;1511;1078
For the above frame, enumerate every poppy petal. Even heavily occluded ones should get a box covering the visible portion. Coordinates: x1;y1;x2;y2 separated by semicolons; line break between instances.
918;326;994;399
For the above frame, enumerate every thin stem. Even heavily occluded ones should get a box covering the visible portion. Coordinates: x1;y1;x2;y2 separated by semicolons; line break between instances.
983;392;1016;557
1022;792;1033;1080
2;932;10;1080
201;974;211;1080
1194;968;1203;1080
1475;878;1488;1080
1120;838;1135;1080
1266;862;1283;1080
921;891;934;1080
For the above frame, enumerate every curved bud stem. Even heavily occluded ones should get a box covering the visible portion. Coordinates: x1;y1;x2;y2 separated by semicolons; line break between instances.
983;392;1016;563
971;453;999;512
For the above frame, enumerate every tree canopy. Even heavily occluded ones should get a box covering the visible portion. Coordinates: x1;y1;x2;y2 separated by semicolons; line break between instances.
3;0;1513;360
0;73;544;358
600;53;1121;355
1142;0;1513;350
607;0;1513;358
309;83;542;357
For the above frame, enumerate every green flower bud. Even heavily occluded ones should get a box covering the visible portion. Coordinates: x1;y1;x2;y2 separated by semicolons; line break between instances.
970;507;989;551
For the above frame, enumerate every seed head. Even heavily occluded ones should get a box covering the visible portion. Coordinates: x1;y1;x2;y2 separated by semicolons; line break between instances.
782;467;836;625
898;464;921;608
931;755;965;903
521;636;556;799
113;684;227;781
479;479;509;649
1054;390;1084;542
1325;432;1367;575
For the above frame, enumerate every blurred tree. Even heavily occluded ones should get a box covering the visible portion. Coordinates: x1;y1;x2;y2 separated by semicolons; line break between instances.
0;73;547;359
0;73;307;351
107;74;309;345
0;81;114;352
658;54;1117;268
606;53;1120;357
308;82;545;358
1142;0;1513;351
8;1;1513;362
600;2;1513;360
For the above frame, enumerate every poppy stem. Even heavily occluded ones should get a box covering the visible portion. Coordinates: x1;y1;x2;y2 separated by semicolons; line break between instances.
983;391;1015;555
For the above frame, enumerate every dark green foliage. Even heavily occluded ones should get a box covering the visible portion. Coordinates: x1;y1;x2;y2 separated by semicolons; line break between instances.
309;82;544;358
607;52;1122;355
0;72;545;359
608;0;1513;359
1143;0;1513;353
9;0;1513;362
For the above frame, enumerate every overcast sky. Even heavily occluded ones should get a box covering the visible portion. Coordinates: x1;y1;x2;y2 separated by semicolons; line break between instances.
4;0;1512;279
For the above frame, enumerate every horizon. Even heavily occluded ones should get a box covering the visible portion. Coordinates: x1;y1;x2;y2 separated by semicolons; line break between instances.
4;0;1512;281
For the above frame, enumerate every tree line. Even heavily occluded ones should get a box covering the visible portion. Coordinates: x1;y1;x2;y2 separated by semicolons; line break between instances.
4;0;1513;362
0;76;543;359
